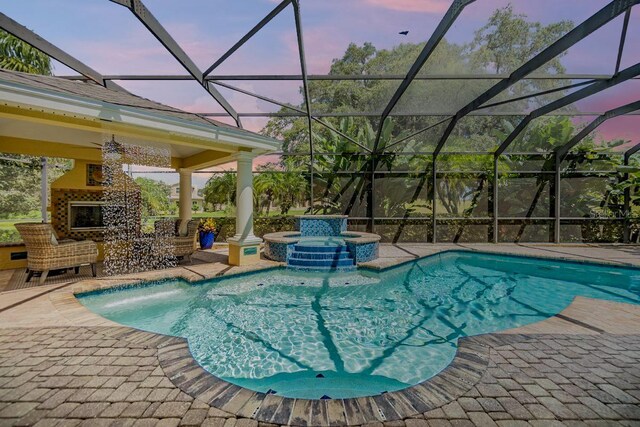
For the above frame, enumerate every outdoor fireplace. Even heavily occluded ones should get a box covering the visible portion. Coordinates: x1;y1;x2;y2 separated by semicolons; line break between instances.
68;201;105;231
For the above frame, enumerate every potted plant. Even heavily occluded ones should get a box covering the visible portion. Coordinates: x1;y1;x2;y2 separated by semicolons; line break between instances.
198;218;218;249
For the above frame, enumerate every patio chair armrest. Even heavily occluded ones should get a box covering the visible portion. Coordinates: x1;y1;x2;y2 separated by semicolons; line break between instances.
173;236;196;245
54;240;98;258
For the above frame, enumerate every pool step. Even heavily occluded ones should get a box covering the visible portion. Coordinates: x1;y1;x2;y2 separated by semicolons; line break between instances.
294;244;349;253
288;258;355;268
290;251;352;260
288;243;355;270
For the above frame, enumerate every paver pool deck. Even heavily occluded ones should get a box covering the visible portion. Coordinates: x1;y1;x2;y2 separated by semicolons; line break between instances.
0;243;639;426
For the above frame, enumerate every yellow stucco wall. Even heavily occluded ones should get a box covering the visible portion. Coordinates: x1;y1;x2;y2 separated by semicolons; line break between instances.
0;245;27;270
51;160;105;191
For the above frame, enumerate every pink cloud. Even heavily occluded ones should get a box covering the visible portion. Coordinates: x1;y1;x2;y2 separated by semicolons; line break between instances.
593;117;639;146
161;21;234;70
362;0;450;14
63;26;185;75
169;84;272;133
172;94;227;114
576;81;640;113
284;25;352;74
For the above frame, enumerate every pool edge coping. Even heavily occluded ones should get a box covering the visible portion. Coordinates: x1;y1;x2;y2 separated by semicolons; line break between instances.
152;331;511;425
359;247;640;272
71;247;640;299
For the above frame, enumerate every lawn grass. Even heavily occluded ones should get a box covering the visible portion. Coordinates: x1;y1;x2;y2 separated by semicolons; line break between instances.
0;217;43;231
0;219;31;243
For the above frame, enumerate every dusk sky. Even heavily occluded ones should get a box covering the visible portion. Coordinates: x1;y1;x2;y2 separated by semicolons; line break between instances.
2;0;638;186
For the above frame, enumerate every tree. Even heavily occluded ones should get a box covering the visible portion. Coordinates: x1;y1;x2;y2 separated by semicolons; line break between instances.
613;162;640;226
203;172;236;211
274;167;308;215
312;117;371;215
261;6;575;228
0;156;71;220
254;165;280;216
466;5;573;114
264;39;472;155
469;5;572;75
0;157;44;217
134;177;172;217
0;29;52;75
253;163;308;216
0;29;57;222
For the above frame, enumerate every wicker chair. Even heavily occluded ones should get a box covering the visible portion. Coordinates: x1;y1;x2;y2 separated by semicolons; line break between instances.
15;223;98;284
154;219;199;263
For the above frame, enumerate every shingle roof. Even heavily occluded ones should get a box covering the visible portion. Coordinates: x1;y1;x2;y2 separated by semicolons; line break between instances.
0;68;242;132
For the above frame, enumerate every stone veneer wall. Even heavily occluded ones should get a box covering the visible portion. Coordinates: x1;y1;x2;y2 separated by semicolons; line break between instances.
51;188;104;241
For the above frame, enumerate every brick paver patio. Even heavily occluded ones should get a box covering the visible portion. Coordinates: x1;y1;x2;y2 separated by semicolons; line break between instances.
0;327;639;426
0;244;639;426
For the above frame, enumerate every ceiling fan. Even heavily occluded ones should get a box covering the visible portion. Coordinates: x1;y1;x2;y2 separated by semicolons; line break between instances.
88;135;124;156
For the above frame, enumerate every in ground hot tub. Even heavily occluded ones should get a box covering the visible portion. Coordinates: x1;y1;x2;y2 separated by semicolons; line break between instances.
263;215;380;270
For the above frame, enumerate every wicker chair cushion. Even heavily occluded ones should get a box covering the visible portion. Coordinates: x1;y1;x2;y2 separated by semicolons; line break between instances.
55;241;99;257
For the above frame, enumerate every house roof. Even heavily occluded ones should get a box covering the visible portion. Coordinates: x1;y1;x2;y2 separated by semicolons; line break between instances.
0;69;239;131
0;69;280;168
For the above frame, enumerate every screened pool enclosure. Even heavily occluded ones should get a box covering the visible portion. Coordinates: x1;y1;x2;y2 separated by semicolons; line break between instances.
1;0;639;244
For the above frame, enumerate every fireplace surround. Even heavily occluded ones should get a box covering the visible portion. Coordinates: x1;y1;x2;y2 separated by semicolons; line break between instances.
51;188;104;241
68;201;105;231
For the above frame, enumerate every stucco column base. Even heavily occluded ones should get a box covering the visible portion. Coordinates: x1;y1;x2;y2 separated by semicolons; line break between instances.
228;236;263;266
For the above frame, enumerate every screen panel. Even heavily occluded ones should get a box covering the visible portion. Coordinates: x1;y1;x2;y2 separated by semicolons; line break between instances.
436;222;491;243
312;172;368;217
374;219;432;243
498;176;552;218
434;176;490;219
497;221;553;243
372;174;431;218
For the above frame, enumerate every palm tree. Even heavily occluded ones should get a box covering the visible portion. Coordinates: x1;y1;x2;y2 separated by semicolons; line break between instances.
312;118;402;217
0;30;52;75
254;170;279;216
203;172;236;212
254;162;308;216
274;168;308;215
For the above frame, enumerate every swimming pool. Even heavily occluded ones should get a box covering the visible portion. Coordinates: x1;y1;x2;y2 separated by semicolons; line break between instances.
78;251;640;399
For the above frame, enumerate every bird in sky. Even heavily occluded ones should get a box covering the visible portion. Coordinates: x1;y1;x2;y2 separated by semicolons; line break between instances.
399;30;409;35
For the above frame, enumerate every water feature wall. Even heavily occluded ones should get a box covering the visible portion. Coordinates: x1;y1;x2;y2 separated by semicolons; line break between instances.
102;136;176;275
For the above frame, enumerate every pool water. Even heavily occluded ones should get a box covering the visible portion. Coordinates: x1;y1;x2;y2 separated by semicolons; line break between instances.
78;251;640;399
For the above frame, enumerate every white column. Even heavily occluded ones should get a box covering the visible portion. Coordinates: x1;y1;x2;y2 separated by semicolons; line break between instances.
228;152;261;265
40;157;47;223
178;168;193;234
232;152;260;243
